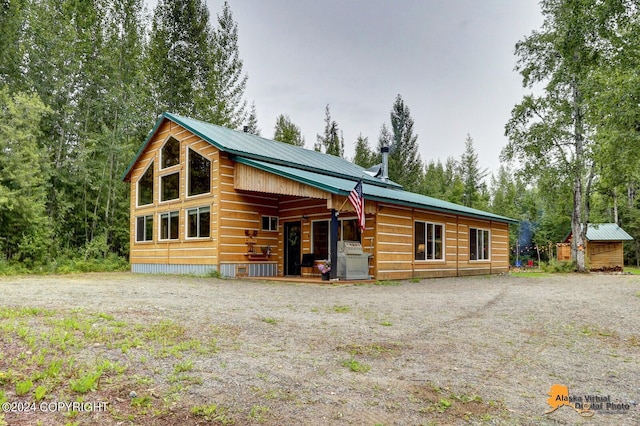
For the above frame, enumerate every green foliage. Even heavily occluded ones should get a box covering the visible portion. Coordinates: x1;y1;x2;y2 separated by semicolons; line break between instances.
69;370;102;393
273;114;305;146
352;134;376;168
385;94;423;192
460;134;489;208
341;358;371;373
15;379;33;396
541;259;576;273
244;102;260;136
191;403;234;424
315;104;344;157
504;0;640;272
0;88;53;264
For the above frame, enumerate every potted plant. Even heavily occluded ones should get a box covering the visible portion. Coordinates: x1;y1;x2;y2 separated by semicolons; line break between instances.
318;261;331;281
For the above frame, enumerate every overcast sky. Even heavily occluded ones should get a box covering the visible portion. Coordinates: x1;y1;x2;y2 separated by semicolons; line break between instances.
207;1;543;175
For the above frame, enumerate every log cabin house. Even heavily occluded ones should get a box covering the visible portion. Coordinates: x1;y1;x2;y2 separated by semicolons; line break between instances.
122;112;517;280
557;223;633;270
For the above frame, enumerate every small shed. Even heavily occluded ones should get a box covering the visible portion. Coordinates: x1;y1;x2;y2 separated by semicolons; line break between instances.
557;223;634;270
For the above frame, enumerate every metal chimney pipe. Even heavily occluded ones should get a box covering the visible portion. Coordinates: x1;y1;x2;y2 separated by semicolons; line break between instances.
381;146;389;181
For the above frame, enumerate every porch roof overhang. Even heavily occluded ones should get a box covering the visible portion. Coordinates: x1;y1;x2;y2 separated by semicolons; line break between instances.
235;157;518;224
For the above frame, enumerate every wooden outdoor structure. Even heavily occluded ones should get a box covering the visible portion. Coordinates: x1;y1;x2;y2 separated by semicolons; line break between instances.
122;113;516;280
557;223;633;270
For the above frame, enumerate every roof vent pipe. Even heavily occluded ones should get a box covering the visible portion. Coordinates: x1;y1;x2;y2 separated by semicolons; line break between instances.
381;146;389;181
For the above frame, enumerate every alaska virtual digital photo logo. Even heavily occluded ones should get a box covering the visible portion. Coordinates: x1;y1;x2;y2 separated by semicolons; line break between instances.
545;384;632;418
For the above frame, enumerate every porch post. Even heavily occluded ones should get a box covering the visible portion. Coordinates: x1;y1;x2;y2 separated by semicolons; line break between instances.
330;209;338;279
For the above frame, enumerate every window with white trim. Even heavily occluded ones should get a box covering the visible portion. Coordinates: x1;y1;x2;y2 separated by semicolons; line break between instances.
160;172;179;202
187;206;210;238
160;211;179;240
415;221;444;260
261;216;278;231
161;137;180;169
188;148;210;196
136;215;153;242
137;162;154;206
469;227;490;260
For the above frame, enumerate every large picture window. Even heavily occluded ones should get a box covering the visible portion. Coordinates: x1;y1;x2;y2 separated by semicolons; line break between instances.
311;218;361;260
137;162;154;206
415;221;444;261
188;149;210;196
470;228;490;260
187;206;210;238
161;172;179;202
160;211;179;240
161;137;180;169
136;215;153;242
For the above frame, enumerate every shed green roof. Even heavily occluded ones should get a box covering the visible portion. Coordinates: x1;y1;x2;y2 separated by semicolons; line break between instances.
123;112;518;224
586;223;634;241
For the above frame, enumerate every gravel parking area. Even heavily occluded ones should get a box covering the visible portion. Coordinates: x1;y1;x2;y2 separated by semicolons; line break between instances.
0;272;639;425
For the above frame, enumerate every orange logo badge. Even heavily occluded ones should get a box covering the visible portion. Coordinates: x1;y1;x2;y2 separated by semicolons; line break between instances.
545;384;594;417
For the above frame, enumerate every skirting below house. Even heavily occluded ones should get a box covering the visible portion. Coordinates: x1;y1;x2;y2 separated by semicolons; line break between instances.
219;263;278;279
131;264;218;275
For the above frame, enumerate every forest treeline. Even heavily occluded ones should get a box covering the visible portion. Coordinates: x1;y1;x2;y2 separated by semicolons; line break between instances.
1;0;639;269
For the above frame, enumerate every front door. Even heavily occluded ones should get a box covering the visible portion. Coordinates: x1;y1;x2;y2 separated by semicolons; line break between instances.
284;221;301;275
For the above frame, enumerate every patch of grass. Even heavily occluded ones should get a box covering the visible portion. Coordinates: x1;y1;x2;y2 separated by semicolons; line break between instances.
173;359;194;373
374;280;402;286
205;269;224;279
379;320;393;326
191;403;234;424
249;404;270;422
341;358;371;373
69;370;102;393
331;305;351;313
261;317;278;325
15;379;33;396
340;342;401;358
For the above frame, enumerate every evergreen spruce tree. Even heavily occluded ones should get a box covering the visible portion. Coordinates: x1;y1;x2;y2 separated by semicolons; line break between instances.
244;102;260;135
459;134;488;208
387;94;423;192
273;114;305;146
353;134;376;168
315;105;344;157
201;1;248;128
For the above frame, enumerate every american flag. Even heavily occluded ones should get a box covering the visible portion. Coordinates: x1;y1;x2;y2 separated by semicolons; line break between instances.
348;180;365;232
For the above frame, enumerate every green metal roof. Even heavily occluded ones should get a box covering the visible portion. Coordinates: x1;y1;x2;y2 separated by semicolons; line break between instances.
124;112;518;224
123;112;401;189
586;223;634;241
238;158;518;224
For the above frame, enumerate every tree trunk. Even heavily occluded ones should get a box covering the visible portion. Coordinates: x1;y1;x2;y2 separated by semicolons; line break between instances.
571;81;588;273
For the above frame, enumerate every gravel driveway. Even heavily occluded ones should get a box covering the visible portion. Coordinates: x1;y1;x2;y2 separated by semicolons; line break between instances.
0;272;638;425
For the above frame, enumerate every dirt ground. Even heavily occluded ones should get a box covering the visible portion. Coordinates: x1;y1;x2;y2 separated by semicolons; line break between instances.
0;272;639;425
